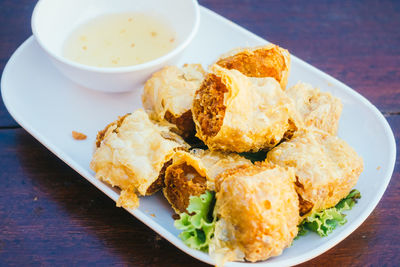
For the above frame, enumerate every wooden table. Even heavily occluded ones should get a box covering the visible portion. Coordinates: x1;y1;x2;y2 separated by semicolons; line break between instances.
1;0;399;265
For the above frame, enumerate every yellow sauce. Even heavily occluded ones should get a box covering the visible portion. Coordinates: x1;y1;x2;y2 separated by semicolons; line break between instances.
63;13;176;68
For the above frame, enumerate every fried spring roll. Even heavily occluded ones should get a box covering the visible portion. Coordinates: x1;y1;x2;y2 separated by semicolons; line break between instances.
210;163;299;264
286;82;343;135
215;44;291;89
163;149;251;213
142;64;205;138
267;128;363;217
90;109;188;209
192;64;299;152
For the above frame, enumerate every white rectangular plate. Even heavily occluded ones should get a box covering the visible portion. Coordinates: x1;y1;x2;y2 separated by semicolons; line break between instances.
1;7;396;266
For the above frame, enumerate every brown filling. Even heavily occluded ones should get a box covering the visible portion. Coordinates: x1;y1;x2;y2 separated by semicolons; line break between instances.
164;163;207;213
164;110;195;139
216;47;286;82
294;177;314;216
96;113;130;148
282;119;298;141
193;74;228;137
297;193;314;216
146;159;172;195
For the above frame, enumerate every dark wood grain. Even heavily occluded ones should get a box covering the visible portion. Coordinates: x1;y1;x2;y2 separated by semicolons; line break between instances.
0;0;399;266
0;128;205;266
0;0;36;127
200;0;400;114
1;0;400;125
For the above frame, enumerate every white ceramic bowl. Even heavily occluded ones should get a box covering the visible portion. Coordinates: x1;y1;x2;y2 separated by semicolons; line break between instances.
31;0;200;92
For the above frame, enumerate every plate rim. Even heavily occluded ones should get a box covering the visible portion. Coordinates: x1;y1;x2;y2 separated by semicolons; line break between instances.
1;6;397;266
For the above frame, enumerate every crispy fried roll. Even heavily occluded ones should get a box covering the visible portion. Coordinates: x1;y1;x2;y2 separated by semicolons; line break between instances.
90;109;188;209
142;64;205;138
163;149;251;213
286;82;343;135
216;44;290;89
192;64;299;152
210;163;299;263
267;128;363;217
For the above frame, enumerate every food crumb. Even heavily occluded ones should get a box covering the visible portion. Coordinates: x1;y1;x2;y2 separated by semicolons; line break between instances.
120;29;126;34
72;131;87;140
150;213;156;217
128;18;133;22
172;214;180;220
327;82;333;87
151;31;157;37
170;38;175;43
130;43;135;48
376;166;381;170
34;197;38;201
82;46;87;50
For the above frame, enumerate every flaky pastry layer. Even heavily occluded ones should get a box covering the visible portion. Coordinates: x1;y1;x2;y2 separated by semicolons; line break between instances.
142;64;205;138
267;128;363;217
90;109;187;209
210;163;299;263
286;82;343;135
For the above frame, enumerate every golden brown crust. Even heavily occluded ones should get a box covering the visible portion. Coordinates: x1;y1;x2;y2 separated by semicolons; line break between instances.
210;163;299;263
267;128;363;218
192;74;228;138
216;44;291;89
214;162;264;191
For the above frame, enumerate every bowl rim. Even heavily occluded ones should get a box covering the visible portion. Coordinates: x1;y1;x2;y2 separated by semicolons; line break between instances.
31;0;200;73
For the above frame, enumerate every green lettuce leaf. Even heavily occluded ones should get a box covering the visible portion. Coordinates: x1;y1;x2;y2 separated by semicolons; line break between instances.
298;189;361;237
174;191;216;252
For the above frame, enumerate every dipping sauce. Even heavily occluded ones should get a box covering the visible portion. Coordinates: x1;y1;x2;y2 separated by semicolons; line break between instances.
63;13;176;68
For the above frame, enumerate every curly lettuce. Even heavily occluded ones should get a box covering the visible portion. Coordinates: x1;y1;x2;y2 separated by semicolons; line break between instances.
297;189;361;237
174;191;216;252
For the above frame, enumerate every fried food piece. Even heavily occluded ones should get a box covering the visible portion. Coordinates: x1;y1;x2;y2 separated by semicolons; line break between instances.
286;82;343;135
210;163;299;263
192;64;299;152
142;64;205;138
90;109;188;209
216;44;291;89
267;128;363;217
163;149;251;213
